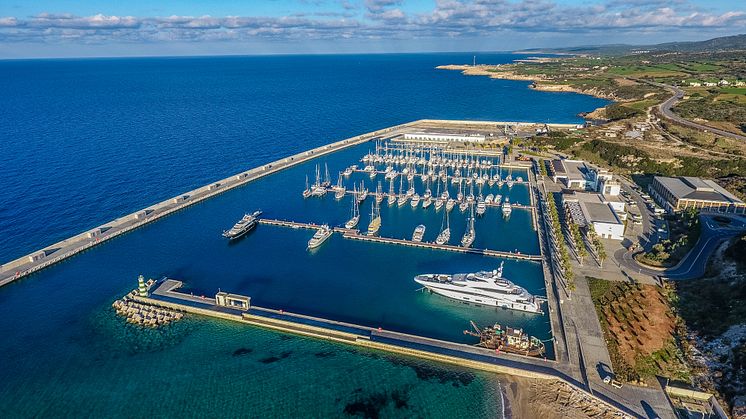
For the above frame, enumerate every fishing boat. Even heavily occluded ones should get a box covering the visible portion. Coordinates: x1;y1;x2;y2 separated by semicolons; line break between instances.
367;200;381;236
345;189;360;229
464;321;546;357
435;209;450;245
412;224;426;242
222;210;262;240
414;262;543;314
461;205;475;247
307;225;333;249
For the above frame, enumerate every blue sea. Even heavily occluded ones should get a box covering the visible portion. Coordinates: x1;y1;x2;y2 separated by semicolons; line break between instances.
0;54;607;417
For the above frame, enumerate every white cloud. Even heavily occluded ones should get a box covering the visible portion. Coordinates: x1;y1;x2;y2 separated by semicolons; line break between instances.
0;1;744;44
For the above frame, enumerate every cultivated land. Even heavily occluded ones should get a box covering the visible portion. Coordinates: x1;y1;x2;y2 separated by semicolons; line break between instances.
440;36;746;415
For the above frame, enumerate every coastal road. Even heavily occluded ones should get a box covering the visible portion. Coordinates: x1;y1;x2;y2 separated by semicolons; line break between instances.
630;77;746;142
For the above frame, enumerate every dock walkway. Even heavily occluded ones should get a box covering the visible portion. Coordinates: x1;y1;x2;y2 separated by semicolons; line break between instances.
257;218;541;261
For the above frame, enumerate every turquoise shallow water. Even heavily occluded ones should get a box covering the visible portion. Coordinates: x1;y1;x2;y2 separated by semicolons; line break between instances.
0;54;607;417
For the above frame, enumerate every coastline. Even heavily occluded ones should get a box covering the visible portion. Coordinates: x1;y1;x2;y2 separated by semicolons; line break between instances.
436;64;616;101
499;375;626;419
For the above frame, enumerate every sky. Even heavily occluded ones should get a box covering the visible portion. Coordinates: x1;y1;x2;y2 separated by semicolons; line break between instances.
0;0;745;58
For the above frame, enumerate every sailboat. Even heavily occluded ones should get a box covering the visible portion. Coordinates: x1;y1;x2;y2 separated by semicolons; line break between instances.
434;179;444;210
357;180;368;204
387;179;396;206
461;204;476;248
334;172;346;200
311;164;327;196
302;175;312;198
368;199;381;236
322;163;331;188
397;175;408;207
435;208;451;245
345;187;360;229
376;181;384;204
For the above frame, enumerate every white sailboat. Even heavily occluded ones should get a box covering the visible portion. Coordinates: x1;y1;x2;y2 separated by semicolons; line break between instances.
461;204;476;248
345;187;360;229
435;208;450;245
302;175;312;198
387;179;396;206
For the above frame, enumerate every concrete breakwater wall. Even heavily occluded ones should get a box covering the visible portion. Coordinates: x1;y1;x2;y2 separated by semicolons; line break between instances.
132;286;630;418
0;121;417;287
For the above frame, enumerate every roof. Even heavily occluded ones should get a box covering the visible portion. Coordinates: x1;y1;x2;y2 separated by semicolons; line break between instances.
654;176;743;204
582;202;621;225
551;159;591;181
563;192;622;224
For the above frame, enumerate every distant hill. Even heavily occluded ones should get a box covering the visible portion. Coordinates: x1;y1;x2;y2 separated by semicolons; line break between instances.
518;34;746;56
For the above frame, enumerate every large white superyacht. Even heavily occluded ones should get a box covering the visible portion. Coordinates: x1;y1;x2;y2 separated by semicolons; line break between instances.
414;262;543;314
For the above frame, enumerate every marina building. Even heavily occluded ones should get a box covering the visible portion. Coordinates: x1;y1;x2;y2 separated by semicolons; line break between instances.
563;192;626;240
649;176;746;214
550;159;613;192
403;132;486;143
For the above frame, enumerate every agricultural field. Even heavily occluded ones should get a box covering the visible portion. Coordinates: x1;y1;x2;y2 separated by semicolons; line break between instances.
587;278;690;384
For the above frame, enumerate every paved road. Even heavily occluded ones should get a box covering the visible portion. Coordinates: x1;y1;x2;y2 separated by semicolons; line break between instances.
632;78;746;142
615;213;746;280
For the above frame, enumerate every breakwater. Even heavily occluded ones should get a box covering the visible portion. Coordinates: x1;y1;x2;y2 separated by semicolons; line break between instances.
132;278;630;417
0;121;418;287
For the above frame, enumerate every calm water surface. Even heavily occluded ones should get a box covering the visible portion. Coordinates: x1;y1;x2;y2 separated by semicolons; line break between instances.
0;54;607;417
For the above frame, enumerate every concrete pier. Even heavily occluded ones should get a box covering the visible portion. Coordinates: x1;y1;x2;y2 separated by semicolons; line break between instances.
129;278;633;418
256;218;541;261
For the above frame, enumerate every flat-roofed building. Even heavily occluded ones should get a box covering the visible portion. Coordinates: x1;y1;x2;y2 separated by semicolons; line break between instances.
550;159;614;192
403;132;486;143
563;192;625;240
650;176;746;214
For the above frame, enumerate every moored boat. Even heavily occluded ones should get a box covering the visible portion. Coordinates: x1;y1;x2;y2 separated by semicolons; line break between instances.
222;210;262;240
464;321;545;357
308;225;333;249
412;224;426;242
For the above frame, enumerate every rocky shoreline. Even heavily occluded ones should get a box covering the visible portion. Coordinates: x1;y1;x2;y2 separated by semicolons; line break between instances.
436;64;617;101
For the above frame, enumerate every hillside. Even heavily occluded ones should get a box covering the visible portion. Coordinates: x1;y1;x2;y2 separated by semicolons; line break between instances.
518;34;746;56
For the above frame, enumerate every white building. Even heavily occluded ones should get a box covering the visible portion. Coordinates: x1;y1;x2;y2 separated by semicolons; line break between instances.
563;192;626;240
550;159;614;192
403;132;486;143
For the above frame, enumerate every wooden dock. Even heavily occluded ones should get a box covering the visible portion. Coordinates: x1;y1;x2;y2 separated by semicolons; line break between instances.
257;218;541;261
